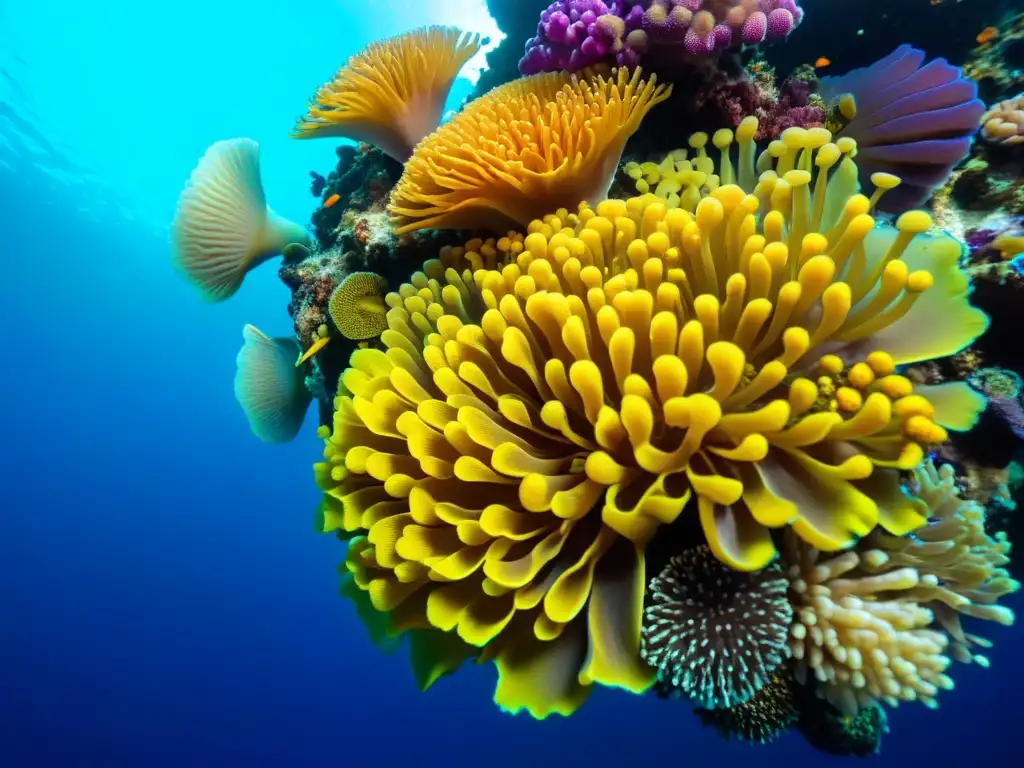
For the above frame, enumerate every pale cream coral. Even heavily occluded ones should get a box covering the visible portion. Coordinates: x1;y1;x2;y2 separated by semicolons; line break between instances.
980;94;1024;146
863;461;1019;666
784;532;954;716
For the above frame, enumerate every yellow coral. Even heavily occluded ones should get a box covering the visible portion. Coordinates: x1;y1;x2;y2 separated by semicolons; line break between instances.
388;67;671;234
292;27;483;161
329;272;389;340
315;122;989;719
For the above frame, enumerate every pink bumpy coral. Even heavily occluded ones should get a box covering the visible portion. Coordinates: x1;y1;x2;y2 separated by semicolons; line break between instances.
520;0;804;75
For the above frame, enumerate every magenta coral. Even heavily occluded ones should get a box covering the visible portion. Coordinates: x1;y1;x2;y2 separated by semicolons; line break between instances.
519;1;804;75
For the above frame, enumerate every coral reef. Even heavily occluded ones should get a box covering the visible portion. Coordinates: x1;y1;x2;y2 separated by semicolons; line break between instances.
519;1;804;75
981;93;1024;146
795;693;888;758
963;9;1024;104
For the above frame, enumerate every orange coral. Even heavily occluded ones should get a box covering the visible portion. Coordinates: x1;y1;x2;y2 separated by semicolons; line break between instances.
292;27;482;161
388;67;671;234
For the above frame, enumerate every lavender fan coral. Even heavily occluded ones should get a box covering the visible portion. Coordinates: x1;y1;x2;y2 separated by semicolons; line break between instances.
821;45;985;212
519;1;804;75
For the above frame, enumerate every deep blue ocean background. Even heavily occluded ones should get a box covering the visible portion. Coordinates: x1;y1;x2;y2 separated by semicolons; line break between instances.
2;1;1021;764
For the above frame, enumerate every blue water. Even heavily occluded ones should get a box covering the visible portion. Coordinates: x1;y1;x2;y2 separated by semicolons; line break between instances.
1;1;1021;765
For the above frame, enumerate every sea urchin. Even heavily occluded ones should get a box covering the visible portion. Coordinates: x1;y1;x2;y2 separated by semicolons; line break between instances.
641;545;792;709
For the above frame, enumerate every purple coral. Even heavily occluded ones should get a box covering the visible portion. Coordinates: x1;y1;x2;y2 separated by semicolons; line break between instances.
519;1;804;75
820;45;986;212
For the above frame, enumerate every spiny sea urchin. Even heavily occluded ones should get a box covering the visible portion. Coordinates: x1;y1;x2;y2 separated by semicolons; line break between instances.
641;545;792;708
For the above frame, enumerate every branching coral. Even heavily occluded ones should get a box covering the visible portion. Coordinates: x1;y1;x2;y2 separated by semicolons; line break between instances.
171;139;311;301
519;1;805;75
389;67;671;234
785;460;1017;715
695;671;799;743
784;531;955;716
641;545;791;708
863;461;1019;666
819;45;985;212
981;93;1024;146
292;27;483;162
315;121;990;717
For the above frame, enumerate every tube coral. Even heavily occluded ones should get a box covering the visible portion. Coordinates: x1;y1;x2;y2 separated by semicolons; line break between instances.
171;139;311;301
292;27;483;162
388;67;671;234
642;546;791;708
316;123;989;716
819;45;986;212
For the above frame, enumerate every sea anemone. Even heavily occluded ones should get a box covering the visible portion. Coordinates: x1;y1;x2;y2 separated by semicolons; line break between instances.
641;546;791;708
862;461;1019;667
695;671;799;744
292;27;483;162
171;139;310;301
328;272;389;340
234;325;312;443
388;67;671;234
819;45;986;211
316;122;988;718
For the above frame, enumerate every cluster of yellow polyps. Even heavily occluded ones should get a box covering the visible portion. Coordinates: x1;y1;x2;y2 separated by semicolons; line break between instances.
315;129;988;715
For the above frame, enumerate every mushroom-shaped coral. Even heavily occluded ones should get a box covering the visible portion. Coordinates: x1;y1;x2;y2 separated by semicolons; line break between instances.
315;123;989;717
642;546;791;708
388;67;671;234
292;27;483;162
784;531;955;715
819;45;986;212
171;139;310;301
862;460;1019;667
328;272;389;340
695;671;799;743
981;93;1024;146
234;325;312;443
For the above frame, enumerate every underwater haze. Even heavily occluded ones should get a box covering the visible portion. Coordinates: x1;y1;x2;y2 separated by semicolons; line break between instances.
2;0;1023;765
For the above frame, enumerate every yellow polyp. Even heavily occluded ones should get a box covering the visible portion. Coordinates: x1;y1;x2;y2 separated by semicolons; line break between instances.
297;333;332;366
868;172;901;211
904;414;948;444
848;362;875;390
835;386;863;412
866;350;895;377
877;374;913;399
818;354;844;375
789;377;819;415
838;92;857;121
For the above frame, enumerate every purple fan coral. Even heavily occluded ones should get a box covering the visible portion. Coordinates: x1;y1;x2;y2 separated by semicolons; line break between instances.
820;45;985;212
519;1;804;75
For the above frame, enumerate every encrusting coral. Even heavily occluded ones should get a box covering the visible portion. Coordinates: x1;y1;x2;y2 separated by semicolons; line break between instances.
314;117;990;719
694;670;799;743
292;27;483;162
388;67;672;234
641;545;791;709
171;138;311;301
981;93;1024;146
